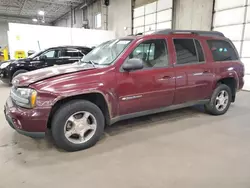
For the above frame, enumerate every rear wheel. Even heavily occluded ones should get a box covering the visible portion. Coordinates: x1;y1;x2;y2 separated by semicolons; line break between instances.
205;84;232;115
51;100;105;152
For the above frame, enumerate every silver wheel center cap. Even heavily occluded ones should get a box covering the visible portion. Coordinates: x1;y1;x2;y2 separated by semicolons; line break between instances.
219;98;224;104
75;121;86;132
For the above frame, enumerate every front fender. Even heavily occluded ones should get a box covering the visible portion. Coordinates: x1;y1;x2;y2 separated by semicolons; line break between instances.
51;82;117;119
8;62;31;77
31;67;118;118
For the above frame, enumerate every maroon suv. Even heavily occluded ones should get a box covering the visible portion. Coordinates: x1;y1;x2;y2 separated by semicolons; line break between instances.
4;30;244;151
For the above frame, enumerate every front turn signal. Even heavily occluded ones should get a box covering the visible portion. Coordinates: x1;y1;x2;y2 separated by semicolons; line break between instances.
30;90;37;108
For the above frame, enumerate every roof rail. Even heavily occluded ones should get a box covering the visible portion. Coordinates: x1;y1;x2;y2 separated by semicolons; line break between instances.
127;32;143;36
153;29;224;37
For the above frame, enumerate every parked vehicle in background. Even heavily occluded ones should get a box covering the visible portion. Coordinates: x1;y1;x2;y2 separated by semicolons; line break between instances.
0;46;92;84
4;30;244;151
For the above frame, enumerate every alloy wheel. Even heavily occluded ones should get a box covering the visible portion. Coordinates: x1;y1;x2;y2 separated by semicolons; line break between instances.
64;111;97;144
215;90;229;111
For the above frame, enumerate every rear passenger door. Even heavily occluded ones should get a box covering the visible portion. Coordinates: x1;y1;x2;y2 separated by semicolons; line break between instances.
172;38;214;104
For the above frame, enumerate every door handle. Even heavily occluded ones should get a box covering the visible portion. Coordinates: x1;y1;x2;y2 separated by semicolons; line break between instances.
203;70;210;73
193;71;210;76
158;75;171;81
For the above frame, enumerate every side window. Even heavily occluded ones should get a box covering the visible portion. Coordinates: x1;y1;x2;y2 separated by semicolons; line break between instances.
60;49;82;58
173;39;198;65
43;50;57;58
195;40;205;62
207;40;238;61
81;48;92;55
129;39;168;68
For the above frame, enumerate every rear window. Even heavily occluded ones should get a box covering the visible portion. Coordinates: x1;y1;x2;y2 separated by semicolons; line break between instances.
207;40;239;61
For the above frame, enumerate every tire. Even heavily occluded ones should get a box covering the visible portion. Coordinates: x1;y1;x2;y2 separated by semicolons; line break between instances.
205;84;232;115
51;100;105;152
12;69;28;80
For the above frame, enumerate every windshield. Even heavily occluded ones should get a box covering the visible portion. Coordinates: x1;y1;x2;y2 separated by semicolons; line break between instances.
81;39;133;65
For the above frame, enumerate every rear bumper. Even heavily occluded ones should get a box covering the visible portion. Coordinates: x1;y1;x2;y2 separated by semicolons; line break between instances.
4;97;50;138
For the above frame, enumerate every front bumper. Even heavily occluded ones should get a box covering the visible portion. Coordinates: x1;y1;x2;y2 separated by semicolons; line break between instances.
4;97;50;138
0;68;11;84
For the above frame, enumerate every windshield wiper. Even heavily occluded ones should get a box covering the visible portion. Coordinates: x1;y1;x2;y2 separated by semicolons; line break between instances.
81;60;97;67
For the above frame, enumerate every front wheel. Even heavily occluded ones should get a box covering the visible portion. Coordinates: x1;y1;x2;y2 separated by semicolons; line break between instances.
51;100;105;152
205;84;232;115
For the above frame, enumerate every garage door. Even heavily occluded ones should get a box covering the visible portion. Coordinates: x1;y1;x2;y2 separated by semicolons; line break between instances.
213;0;250;90
133;0;173;35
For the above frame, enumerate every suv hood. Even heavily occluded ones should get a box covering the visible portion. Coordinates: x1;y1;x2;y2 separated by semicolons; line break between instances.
12;58;31;63
0;59;16;65
12;64;95;87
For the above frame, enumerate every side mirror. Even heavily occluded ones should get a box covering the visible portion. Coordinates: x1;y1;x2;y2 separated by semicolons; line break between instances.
122;58;143;71
28;50;36;56
39;55;47;61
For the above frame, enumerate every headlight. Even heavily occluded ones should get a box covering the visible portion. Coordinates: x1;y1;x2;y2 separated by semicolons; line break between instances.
11;87;37;108
0;62;11;69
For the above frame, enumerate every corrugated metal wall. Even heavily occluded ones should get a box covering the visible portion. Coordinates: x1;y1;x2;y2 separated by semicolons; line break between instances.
133;0;173;34
213;0;250;89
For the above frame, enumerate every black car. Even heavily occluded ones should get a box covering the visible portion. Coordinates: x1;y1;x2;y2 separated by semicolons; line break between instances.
0;46;92;84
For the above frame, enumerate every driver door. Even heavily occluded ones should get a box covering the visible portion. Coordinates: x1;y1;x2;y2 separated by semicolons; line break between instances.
32;49;60;69
116;38;175;115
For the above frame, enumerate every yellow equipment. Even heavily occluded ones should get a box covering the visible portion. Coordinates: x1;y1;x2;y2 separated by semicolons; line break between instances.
14;50;26;59
0;46;9;61
3;47;8;61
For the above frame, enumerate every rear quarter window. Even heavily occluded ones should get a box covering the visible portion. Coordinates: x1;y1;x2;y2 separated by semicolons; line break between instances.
207;40;239;62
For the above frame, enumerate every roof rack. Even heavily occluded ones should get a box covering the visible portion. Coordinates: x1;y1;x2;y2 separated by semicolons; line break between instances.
127;32;144;36
153;29;224;37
